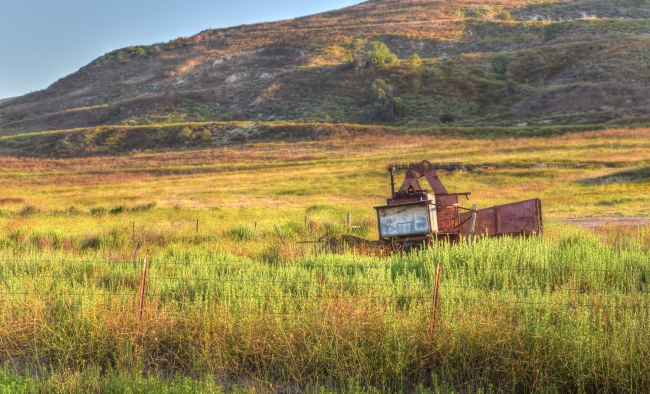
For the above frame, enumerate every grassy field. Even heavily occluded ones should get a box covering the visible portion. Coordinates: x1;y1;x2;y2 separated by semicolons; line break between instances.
0;128;649;392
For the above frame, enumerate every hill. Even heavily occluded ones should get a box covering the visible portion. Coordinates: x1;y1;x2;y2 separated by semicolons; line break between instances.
1;0;650;140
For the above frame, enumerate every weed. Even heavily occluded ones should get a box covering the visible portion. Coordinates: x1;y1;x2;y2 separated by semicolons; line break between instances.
90;207;107;216
19;205;40;216
227;225;256;241
109;206;125;215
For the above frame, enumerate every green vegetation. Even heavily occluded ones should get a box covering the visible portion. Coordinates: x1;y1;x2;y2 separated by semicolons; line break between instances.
368;79;406;121
0;225;649;392
3;0;650;390
366;41;399;67
0;127;649;390
95;38;189;63
406;53;422;68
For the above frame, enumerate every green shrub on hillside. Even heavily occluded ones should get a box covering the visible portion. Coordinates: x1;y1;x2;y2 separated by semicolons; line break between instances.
440;113;454;123
406;53;422;68
198;129;212;141
176;127;193;143
370;79;394;104
368;79;405;121
366;41;399;67
492;55;509;75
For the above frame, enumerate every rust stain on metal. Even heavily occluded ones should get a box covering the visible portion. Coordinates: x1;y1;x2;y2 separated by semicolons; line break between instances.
375;160;543;251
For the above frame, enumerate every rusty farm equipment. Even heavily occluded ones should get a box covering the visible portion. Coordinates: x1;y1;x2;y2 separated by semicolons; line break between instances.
374;160;543;251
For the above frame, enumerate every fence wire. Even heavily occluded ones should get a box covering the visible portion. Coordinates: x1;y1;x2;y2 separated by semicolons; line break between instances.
2;259;650;315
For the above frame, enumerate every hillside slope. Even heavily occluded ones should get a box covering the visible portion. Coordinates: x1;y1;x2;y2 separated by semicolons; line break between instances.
1;0;650;137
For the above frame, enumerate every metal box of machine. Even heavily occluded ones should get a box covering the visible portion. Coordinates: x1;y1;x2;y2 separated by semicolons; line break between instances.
375;195;438;239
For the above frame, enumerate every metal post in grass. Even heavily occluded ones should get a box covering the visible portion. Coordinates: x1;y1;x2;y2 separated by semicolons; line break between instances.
347;212;352;228
133;257;149;364
196;219;199;234
274;225;286;247
132;242;142;262
469;203;478;240
429;262;442;345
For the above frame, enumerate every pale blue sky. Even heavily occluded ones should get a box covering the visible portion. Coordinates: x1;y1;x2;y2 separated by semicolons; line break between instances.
0;0;361;98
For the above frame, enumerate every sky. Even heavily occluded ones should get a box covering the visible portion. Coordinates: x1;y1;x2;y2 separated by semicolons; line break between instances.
0;0;361;99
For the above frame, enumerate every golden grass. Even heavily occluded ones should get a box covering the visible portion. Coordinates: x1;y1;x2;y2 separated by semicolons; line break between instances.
0;126;647;261
1;127;648;212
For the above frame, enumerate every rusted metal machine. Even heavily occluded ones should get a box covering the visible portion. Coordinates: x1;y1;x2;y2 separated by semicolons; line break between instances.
374;160;542;251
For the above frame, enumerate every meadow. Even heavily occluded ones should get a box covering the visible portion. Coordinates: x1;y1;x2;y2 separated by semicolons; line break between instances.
0;127;649;392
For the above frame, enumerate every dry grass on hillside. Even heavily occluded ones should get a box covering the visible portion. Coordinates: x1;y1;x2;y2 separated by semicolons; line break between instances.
3;0;650;135
510;82;650;116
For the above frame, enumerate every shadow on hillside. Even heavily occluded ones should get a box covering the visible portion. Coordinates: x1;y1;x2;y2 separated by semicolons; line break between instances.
581;167;650;185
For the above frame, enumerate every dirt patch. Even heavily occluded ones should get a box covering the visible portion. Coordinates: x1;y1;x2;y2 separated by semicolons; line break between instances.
561;217;650;230
0;198;25;204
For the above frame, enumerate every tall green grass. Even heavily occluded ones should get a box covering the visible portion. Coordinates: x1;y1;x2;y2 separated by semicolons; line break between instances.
0;224;649;392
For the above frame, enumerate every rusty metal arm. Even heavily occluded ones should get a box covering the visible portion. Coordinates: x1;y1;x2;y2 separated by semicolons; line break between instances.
398;161;448;195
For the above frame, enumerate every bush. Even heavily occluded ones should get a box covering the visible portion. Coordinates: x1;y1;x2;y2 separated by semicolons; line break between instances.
440;113;455;123
407;53;422;68
366;41;398;67
198;129;212;142
130;202;157;213
90;207;107;216
176;127;193;143
19;205;40;216
370;79;394;105
227;225;255;241
496;9;512;20
368;79;405;121
492;56;509;75
109;206;124;215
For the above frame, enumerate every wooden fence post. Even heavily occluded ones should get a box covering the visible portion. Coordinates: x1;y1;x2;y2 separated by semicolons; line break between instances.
347;212;352;228
133;257;149;364
429;262;442;345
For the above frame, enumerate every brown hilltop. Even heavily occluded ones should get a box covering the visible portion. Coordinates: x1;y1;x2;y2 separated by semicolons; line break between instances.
2;0;650;138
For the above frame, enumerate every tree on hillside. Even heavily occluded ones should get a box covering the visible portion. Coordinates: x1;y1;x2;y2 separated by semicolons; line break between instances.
366;41;399;67
366;78;406;121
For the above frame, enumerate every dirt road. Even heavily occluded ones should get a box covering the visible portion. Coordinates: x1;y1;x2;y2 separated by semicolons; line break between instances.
561;217;650;230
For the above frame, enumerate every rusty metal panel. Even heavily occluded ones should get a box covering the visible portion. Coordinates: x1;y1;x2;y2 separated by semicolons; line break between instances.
477;208;497;236
375;201;438;238
435;195;459;233
460;198;542;237
495;198;542;235
388;197;423;206
460;208;497;237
